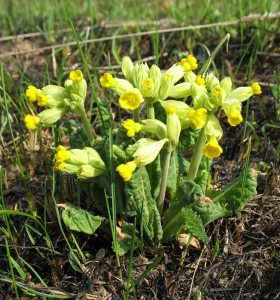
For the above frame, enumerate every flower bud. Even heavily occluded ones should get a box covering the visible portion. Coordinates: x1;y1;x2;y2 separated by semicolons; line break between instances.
158;73;174;100
166;106;181;148
165;65;184;84
121;56;134;81
132;63;149;89
205;73;220;91
220;77;232;96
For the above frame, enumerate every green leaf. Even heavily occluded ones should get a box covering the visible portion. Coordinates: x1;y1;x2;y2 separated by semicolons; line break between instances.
61;203;104;234
124;167;162;243
115;223;139;256
82;182;108;215
67;120;90;149
193;168;258;224
10;257;27;280
146;155;162;199
163;207;208;243
96;98;113;137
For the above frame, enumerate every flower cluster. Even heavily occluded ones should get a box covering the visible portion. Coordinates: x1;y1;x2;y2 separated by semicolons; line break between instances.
99;56;261;181
24;70;87;131
54;145;106;179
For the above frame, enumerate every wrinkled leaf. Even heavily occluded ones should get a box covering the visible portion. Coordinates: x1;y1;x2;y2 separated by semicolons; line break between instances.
61;203;104;234
163;207;208;243
193;168;258;224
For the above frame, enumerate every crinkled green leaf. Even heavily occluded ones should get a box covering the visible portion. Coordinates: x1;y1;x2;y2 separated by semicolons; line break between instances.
193;168;258;224
61;203;104;234
194;156;211;194
82;182;108;215
146;155;162;199
96;98;113;137
163;207;208;243
124;167;162;242
67;119;90;149
115;223;139;256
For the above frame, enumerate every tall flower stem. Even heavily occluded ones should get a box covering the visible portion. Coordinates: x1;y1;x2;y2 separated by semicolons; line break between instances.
80;113;95;147
147;103;155;119
133;107;140;123
186;129;206;181
158;148;172;216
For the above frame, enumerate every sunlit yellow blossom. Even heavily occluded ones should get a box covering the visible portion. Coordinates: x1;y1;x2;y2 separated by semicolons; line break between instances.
116;160;138;181
100;73;118;88
55;145;71;163
24;114;40;131
212;86;223;97
123;119;142;137
55;161;65;170
203;136;223;158
69;70;83;83
142;78;154;91
25;86;39;102
119;90;143;110
251;82;262;95
227;106;243;126
36;92;48;106
195;75;206;86
187;108;207;129
178;55;198;72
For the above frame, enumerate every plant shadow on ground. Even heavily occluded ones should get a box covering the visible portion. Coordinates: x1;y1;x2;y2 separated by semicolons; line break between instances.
1;20;280;299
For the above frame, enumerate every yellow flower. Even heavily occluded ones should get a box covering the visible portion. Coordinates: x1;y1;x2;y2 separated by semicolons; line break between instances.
119;90;143;110
116;160;138;181
251;82;262;95
203;136;223;158
55;161;65;170
25;86;39;102
69;70;84;83
54;145;71;163
195;75;206;86
123;119;142;137
24;114;40;131
187;108;207;129
178;55;198;72
36;92;48;106
212;86;223;97
227;106;243;126
100;73;117;88
142;78;154;91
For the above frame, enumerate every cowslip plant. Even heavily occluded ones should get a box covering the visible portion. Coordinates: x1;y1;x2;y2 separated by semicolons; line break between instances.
24;47;261;253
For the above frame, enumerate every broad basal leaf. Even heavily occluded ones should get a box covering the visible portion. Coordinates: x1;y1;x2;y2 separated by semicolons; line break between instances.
193;168;258;224
163;207;208;243
61;203;104;234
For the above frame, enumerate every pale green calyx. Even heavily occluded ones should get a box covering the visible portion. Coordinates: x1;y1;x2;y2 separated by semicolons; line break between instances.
141;119;167;140
132;138;168;166
38;107;68;124
204;113;223;139
121;56;134;82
